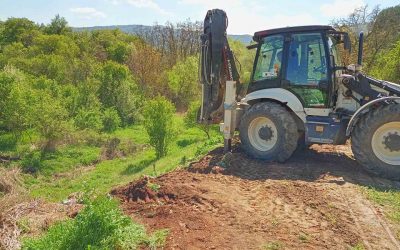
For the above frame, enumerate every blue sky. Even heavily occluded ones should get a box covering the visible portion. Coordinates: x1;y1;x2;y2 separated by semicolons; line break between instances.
0;0;399;34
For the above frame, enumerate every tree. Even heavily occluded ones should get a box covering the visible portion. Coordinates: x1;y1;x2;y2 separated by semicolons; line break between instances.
184;101;211;139
45;14;71;35
126;41;165;96
331;5;400;71
142;96;176;159
31;90;68;151
167;56;199;110
137;20;202;67
97;61;142;125
0;17;38;46
0;67;33;137
370;40;400;83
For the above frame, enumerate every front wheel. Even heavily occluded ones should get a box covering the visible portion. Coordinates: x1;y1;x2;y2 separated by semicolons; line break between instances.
351;104;400;180
239;102;298;162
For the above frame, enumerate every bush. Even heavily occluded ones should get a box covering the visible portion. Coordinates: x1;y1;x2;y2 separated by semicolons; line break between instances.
22;196;168;250
30;90;69;151
21;150;42;174
97;61;143;126
102;107;121;133
167;56;199;110
143;96;176;159
74;108;102;131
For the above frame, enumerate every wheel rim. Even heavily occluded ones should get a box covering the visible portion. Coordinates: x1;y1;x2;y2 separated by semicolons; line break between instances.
371;122;400;165
248;117;278;152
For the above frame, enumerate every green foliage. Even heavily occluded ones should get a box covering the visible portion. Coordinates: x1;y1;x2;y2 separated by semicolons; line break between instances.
102;107;121;133
167;55;199;109
31;89;69;151
22;196;167;250
143;96;176;159
184;101;210;138
21;150;42;174
0;66;34;137
107;41;131;63
195;136;222;157
0;17;38;46
44;14;71;35
370;40;400;83
74;108;103;131
97;61;142;125
228;38;255;84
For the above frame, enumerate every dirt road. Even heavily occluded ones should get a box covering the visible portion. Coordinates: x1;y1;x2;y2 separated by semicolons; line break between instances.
112;144;400;249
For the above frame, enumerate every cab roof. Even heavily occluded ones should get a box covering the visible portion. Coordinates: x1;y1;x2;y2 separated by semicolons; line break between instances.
253;25;336;42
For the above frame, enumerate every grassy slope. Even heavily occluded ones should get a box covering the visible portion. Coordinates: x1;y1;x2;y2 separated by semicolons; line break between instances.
21;116;221;202
364;187;400;226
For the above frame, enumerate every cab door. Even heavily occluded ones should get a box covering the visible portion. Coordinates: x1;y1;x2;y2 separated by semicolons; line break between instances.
284;32;331;112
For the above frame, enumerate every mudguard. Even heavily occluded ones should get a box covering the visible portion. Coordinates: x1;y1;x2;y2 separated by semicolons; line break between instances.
346;96;400;136
241;88;306;122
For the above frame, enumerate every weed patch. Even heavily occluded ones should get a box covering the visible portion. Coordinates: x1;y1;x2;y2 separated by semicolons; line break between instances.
22;196;167;249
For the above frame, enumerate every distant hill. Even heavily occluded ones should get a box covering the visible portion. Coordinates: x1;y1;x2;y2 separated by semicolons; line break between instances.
73;25;253;44
228;34;253;44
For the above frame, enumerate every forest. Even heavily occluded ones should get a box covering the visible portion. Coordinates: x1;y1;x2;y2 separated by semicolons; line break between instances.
0;4;399;249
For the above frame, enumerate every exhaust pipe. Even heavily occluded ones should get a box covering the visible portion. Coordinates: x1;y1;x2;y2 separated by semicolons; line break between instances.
357;31;364;66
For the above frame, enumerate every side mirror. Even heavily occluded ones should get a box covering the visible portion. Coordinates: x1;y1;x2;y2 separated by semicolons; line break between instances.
343;33;351;52
329;31;351;53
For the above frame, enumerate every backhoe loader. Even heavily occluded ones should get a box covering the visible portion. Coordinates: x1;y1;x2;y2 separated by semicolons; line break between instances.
199;9;400;180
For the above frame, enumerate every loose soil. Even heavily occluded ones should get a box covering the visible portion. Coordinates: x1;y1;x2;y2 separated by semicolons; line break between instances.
112;143;400;250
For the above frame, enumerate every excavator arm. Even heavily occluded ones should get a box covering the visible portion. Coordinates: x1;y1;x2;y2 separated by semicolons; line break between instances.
199;9;240;124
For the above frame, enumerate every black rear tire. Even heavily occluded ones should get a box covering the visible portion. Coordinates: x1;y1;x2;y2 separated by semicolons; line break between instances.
239;102;298;162
351;104;400;180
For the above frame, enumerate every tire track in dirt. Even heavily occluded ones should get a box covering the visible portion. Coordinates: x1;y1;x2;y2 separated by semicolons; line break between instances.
112;144;400;249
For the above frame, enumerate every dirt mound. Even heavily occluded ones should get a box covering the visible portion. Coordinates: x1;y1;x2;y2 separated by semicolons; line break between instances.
111;177;176;203
113;144;400;249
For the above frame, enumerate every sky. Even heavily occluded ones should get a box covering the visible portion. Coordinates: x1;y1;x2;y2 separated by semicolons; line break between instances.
0;0;399;34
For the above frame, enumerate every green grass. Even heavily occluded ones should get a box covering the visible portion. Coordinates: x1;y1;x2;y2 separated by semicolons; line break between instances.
24;116;221;201
0;132;18;153
22;196;168;250
36;146;101;176
363;187;400;223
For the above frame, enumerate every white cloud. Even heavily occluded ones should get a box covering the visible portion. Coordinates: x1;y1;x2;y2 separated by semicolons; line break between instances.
320;0;364;18
111;0;171;15
179;0;318;34
70;7;107;19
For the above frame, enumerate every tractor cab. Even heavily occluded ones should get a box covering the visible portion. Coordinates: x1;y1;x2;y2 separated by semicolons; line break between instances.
247;26;351;110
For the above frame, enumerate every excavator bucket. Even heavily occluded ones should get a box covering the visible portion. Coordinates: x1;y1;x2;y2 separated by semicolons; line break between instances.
199;9;239;124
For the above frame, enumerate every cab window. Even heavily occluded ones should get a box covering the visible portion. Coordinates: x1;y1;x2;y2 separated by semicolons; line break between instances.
253;35;284;81
286;33;329;108
286;33;328;86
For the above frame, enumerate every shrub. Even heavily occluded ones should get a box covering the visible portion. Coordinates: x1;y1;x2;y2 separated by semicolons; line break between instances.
21;150;42;174
30;90;69;152
97;61;143;126
22;196;168;250
167;56;199;110
102;107;121;133
143;96;176;159
74;108;102;131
